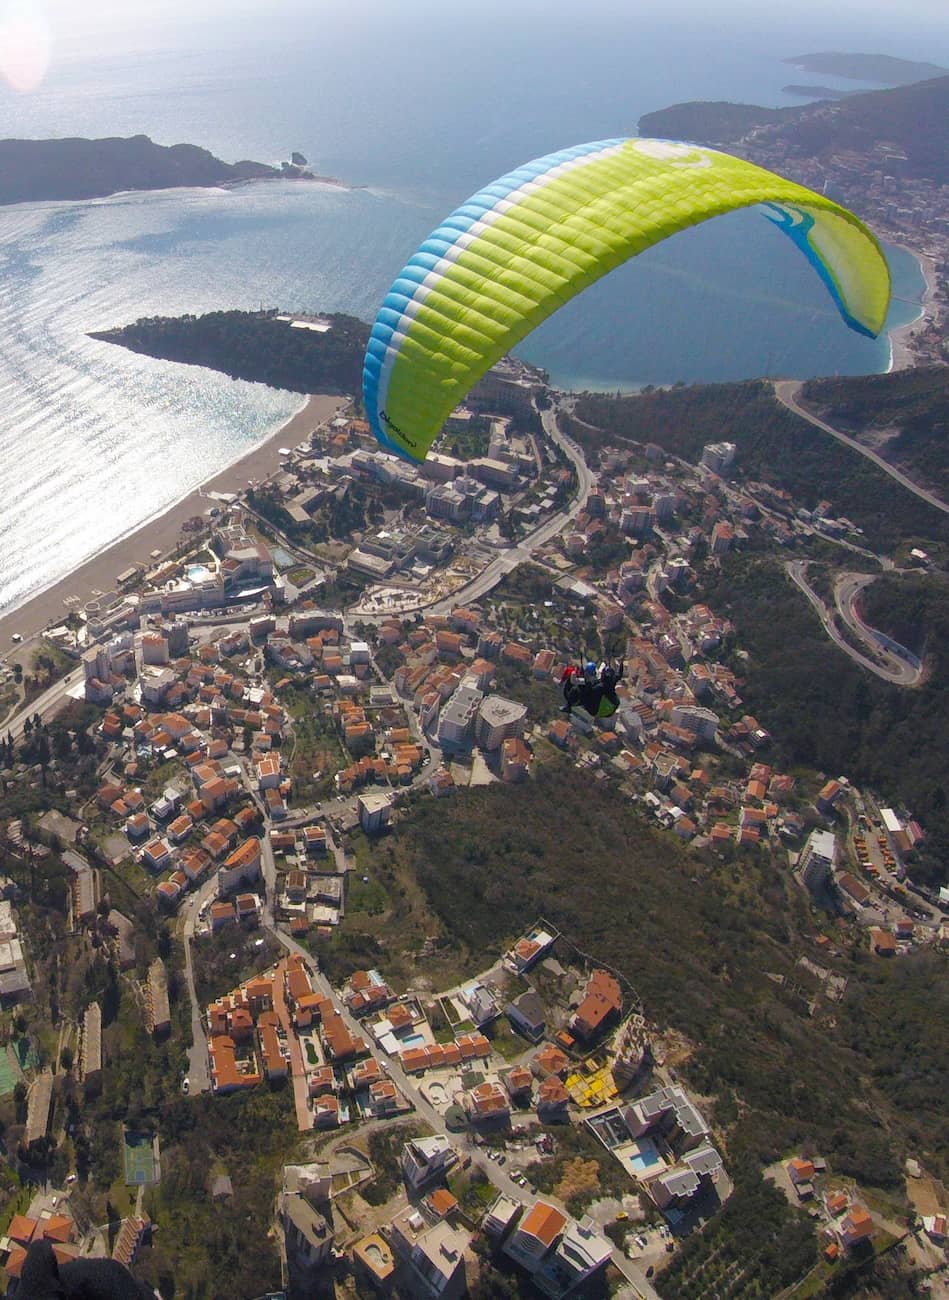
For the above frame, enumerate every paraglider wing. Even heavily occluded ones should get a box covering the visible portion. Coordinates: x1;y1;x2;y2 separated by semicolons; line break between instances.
363;137;890;462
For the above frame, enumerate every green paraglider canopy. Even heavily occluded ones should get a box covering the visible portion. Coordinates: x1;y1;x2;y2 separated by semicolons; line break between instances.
363;137;891;462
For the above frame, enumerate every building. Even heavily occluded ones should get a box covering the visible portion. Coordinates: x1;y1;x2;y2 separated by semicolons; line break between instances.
80;1002;102;1091
571;969;622;1042
217;837;262;895
358;791;393;834
800;829;837;893
701;441;736;474
437;685;484;750
401;1135;458;1192
387;1204;470;1298
281;1190;335;1291
477;696;528;752
24;1072;54;1147
482;1193;523;1241
146;959;170;1036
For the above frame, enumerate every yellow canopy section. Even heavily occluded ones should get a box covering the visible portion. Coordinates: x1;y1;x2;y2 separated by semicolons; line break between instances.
363;138;891;461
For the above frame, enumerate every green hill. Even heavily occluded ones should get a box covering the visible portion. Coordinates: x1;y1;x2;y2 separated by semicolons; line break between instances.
568;377;949;555
0;134;314;206
640;74;949;183
377;762;947;1296
801;368;949;499
91;309;369;396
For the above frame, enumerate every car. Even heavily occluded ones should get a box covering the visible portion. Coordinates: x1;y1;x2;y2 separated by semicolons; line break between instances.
182;1078;190;1094
496;1154;506;1165
615;1212;629;1222
11;633;22;643
65;1174;77;1184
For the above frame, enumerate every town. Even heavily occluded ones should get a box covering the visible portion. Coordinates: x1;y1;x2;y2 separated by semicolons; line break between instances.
0;361;946;1299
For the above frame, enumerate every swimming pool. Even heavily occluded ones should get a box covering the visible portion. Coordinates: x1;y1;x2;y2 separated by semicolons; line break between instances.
400;1032;426;1048
186;563;213;584
629;1138;662;1173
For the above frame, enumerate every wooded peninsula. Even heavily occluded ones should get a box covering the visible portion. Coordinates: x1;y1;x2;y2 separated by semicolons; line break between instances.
0;135;326;206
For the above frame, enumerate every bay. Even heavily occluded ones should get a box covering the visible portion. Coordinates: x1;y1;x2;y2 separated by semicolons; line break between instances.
0;0;942;615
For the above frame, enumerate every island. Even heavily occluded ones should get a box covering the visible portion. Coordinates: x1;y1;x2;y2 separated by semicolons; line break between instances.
0;134;343;207
783;52;948;84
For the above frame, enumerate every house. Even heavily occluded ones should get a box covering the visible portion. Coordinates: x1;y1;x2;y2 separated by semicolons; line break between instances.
537;1076;570;1120
387;1203;470;1299
401;1136;457;1192
506;991;546;1043
532;1044;569;1079
466;1081;509;1122
504;1066;533;1100
870;927;897;956
839;1205;874;1250
141;839;172;872
571;969;622;1042
460;982;499;1028
504;1201;566;1270
508;927;555;972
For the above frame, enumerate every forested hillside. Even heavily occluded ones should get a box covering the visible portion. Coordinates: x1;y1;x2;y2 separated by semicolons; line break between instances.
568;378;949;554
703;558;949;885
802;367;949;498
91;309;369;396
640;74;949;182
0;134;310;205
380;763;947;1296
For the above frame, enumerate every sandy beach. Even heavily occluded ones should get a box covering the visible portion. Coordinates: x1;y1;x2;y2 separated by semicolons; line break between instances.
0;393;346;648
888;245;939;373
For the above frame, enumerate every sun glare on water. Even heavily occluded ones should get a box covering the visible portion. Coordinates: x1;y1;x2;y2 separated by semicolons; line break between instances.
0;0;51;93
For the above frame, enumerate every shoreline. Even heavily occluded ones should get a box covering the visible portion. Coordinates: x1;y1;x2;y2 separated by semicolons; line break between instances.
887;244;938;373
0;393;346;648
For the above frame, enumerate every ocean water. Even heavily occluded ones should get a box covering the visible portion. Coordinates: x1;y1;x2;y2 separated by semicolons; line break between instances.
0;0;944;616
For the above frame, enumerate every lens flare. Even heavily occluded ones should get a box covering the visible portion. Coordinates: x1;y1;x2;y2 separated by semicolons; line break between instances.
0;0;51;94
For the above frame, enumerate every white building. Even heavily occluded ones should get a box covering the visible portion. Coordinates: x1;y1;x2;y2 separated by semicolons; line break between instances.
437;685;484;750
701;441;736;474
801;829;837;892
476;696;527;751
358;791;393;835
401;1136;457;1192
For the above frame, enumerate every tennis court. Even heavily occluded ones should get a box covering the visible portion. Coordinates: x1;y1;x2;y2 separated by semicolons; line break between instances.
123;1132;159;1186
0;1047;17;1096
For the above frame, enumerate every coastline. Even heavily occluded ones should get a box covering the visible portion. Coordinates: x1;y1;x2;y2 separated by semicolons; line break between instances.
0;393;346;648
887;244;938;373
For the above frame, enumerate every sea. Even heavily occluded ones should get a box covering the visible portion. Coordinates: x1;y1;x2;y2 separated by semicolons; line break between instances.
0;0;946;618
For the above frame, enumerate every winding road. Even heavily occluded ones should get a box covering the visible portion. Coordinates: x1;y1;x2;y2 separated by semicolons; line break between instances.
785;561;923;687
773;380;949;517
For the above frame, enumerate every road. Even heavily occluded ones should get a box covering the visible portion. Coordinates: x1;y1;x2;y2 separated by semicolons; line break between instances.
4;662;86;740
785;562;922;687
774;381;949;518
179;877;219;1092
405;399;595;618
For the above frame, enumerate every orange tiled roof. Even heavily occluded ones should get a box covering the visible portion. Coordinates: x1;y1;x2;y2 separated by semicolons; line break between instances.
520;1202;566;1247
